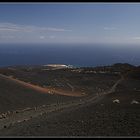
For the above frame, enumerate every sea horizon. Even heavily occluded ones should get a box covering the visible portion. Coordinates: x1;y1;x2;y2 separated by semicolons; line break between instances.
0;43;139;68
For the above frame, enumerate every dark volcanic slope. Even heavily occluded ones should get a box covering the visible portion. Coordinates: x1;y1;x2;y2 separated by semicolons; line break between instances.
0;76;78;113
0;78;139;137
0;64;139;137
0;67;119;114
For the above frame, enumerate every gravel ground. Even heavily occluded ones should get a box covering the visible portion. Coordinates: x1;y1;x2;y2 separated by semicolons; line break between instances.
0;79;139;137
0;71;117;113
0;76;80;113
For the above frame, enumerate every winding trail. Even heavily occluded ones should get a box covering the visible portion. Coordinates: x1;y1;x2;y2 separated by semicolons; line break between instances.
0;74;85;97
67;83;75;92
0;74;124;130
104;75;124;94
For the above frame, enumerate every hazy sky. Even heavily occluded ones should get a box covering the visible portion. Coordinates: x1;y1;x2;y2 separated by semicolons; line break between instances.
1;3;140;44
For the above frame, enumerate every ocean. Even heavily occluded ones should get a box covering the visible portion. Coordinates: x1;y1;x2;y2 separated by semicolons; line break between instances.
0;43;139;67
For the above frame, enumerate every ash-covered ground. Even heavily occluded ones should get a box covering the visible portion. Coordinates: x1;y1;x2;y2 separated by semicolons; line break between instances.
0;63;139;137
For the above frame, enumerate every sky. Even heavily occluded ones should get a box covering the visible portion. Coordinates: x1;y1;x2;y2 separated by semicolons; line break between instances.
0;3;140;44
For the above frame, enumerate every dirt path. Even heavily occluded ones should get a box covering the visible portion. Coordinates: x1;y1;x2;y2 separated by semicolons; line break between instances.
0;74;85;97
104;75;124;95
67;83;74;92
0;75;123;130
0;93;100;130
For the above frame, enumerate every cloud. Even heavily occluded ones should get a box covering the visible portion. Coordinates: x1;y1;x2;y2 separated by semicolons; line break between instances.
46;28;72;32
0;23;31;32
132;37;140;40
39;36;45;39
49;35;55;39
0;22;72;33
104;27;117;30
0;28;19;32
0;35;15;39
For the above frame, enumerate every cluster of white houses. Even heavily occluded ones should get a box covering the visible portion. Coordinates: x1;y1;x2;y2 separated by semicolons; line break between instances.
43;64;73;69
